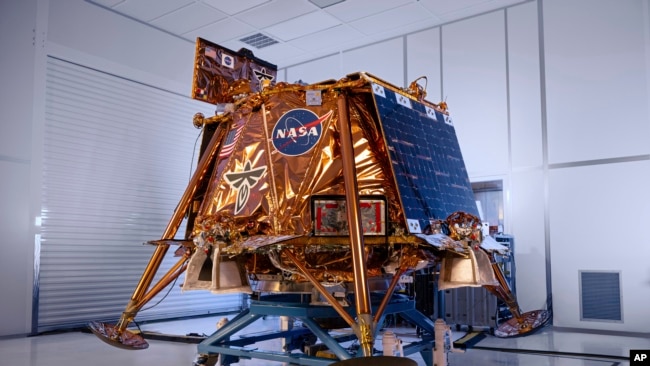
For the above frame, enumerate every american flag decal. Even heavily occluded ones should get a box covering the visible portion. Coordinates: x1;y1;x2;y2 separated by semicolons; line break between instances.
195;88;207;100
219;124;244;158
204;47;217;59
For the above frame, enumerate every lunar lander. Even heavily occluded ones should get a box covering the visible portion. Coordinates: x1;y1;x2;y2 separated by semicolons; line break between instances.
89;38;550;365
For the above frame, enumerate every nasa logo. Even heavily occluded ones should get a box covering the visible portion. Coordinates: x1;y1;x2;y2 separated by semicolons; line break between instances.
221;54;234;69
272;109;332;156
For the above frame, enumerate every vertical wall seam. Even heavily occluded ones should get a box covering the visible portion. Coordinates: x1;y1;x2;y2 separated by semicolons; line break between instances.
30;0;51;336
537;0;553;313
636;2;650;253
439;26;444;102
402;35;409;88
504;8;513;234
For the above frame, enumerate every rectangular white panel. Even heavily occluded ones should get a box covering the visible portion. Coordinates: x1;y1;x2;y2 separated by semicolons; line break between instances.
407;27;442;104
342;38;405;87
0;0;35;161
549;160;650;332
0;161;32;336
507;2;543;169
442;11;509;176
510;169;547;312
544;0;650;163
286;54;342;85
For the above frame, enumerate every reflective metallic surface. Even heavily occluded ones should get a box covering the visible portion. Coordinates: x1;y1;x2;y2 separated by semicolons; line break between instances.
192;38;277;104
89;46;550;357
87;321;148;350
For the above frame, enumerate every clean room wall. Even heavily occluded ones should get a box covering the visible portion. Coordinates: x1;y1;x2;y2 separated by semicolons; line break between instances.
549;161;650;332
507;3;543;170
441;11;510;177
510;169;547;312
543;0;650;164
407;27;442;105
286;53;342;85
342;37;405;87
0;160;33;336
543;0;650;332
0;0;39;336
47;0;195;95
505;2;547;312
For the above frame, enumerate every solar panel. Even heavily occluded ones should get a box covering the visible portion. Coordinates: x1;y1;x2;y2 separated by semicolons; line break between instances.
371;83;479;233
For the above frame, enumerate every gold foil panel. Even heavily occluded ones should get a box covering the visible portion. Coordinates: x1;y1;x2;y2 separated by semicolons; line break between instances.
196;83;401;238
191;37;277;104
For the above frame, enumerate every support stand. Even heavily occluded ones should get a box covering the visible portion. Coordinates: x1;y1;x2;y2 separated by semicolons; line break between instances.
194;294;436;366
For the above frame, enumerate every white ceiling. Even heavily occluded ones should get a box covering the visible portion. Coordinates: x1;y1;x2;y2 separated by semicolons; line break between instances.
87;0;531;68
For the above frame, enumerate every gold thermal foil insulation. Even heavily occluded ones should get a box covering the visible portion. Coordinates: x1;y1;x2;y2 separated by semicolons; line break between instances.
195;83;404;239
243;244;433;283
191;37;277;104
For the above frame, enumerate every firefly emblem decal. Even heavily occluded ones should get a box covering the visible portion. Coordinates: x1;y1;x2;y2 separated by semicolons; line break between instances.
272;109;332;156
224;160;267;214
253;67;275;83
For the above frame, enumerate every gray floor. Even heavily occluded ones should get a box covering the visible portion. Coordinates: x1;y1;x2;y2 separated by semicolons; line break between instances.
1;314;648;366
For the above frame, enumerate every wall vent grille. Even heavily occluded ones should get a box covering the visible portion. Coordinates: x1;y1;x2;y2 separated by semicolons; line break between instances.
579;271;622;322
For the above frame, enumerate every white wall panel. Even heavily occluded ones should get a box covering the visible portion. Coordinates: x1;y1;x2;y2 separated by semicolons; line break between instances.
0;0;36;161
549;161;650;332
286;54;342;85
0;161;32;336
407;27;442;104
0;0;39;337
47;0;194;95
507;2;543;169
544;0;650;164
342;38;404;87
510;169;547;312
442;11;509;176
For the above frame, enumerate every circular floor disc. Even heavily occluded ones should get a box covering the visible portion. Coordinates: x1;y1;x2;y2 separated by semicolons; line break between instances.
330;355;417;366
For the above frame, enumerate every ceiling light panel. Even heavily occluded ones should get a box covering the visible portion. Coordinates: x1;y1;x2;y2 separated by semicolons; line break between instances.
288;24;362;52
350;3;435;36
264;11;341;41
237;0;315;28
151;3;227;34
419;0;528;19
87;0;126;7
113;0;194;21
418;0;493;16
308;0;345;9
324;0;412;22
183;18;255;44
201;0;270;15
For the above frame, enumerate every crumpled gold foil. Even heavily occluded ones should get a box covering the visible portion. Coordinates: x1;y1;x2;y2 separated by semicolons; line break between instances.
189;73;475;288
197;80;400;240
